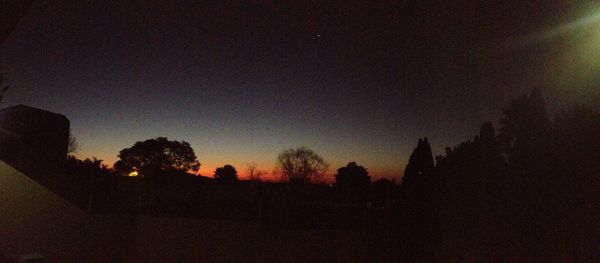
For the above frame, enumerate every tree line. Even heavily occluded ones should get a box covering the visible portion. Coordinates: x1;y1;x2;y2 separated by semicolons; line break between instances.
397;88;598;261
64;87;598;260
72;136;365;186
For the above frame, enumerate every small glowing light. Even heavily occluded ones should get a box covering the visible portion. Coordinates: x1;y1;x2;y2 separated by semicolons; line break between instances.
128;171;138;177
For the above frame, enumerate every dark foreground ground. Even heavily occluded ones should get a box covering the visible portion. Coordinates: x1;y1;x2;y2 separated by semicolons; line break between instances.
1;161;597;262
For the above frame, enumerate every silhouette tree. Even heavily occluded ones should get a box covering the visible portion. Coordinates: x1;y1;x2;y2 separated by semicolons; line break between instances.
432;122;510;258
551;105;600;259
553;105;600;191
402;137;434;186
435;122;505;196
63;155;115;211
214;164;238;182
335;162;370;193
498;87;550;163
431;89;600;261
67;128;79;154
277;147;328;183
400;137;436;262
498;89;552;253
113;137;200;177
246;162;264;181
393;89;599;261
66;155;112;177
370;178;397;209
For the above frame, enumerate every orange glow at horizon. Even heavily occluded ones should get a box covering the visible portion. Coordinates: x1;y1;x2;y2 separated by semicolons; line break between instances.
76;154;403;183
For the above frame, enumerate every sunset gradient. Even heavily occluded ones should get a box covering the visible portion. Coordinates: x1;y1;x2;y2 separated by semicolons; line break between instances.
2;1;598;182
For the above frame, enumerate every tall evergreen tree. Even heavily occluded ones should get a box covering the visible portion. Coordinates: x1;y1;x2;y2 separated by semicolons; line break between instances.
403;138;434;186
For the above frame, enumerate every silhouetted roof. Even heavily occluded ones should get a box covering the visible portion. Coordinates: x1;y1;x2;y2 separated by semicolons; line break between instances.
0;104;68;120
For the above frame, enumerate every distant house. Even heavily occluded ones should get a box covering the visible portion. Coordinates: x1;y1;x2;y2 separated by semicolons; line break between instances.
0;104;70;179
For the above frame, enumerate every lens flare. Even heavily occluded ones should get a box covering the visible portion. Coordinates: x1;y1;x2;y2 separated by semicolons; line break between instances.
502;4;600;97
505;6;600;49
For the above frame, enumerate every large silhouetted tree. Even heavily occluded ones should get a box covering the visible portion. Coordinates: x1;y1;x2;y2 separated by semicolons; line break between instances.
277;147;328;183
498;87;550;163
402;137;434;186
435;122;505;190
400;137;436;262
114;137;200;177
214;164;238;182
390;88;599;261
335;162;370;192
429;89;600;261
543;104;600;261
370;178;397;208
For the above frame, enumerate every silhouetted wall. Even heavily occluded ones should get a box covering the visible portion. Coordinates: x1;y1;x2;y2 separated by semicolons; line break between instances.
1;161;382;262
0;160;137;262
0;104;69;180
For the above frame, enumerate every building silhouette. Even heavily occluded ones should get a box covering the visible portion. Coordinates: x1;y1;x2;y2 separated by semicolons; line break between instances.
0;104;70;181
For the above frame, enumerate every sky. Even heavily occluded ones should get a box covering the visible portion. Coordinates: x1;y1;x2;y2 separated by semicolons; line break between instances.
1;0;599;181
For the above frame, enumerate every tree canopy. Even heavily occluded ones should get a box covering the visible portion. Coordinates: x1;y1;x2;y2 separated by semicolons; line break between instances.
113;137;200;177
277;147;328;183
214;164;238;182
498;87;550;162
335;162;370;190
402;137;434;186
